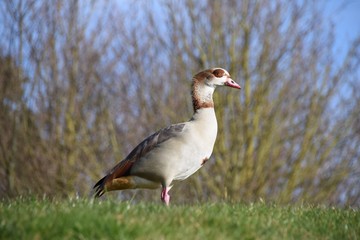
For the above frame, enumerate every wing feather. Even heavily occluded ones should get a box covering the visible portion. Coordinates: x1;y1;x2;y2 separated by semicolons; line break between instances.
93;123;186;195
112;123;185;177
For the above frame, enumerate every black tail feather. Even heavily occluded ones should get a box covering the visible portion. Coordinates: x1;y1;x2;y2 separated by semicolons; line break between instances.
93;176;107;198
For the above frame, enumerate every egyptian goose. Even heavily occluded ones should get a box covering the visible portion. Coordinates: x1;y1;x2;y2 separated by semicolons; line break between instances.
94;68;241;205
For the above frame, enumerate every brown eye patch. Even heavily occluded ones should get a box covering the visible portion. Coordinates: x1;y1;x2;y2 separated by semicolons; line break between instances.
213;69;225;78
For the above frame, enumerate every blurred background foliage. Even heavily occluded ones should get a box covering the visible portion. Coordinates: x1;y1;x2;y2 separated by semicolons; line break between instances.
0;0;359;206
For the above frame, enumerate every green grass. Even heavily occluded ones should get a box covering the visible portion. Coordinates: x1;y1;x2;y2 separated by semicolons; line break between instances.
0;198;359;240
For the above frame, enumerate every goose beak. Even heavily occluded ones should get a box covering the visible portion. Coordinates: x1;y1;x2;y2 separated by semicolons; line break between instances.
224;78;241;89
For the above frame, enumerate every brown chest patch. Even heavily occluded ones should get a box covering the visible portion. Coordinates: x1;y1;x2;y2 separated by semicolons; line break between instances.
201;157;209;166
191;81;215;111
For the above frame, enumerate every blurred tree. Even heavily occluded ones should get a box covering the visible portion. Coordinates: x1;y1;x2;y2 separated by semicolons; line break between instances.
131;0;359;206
0;0;358;206
0;55;26;196
0;0;121;197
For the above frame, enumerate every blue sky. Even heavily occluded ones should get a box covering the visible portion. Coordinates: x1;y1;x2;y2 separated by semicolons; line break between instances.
326;1;360;59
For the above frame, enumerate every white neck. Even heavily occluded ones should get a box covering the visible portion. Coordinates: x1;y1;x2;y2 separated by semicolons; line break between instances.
189;107;218;153
191;107;216;121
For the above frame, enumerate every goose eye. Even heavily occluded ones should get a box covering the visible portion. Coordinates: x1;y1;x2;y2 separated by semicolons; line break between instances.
213;69;224;78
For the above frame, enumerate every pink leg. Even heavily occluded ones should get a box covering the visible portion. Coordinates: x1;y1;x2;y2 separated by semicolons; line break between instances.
161;187;170;206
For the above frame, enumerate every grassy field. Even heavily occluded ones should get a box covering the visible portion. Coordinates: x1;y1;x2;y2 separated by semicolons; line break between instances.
0;198;359;240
